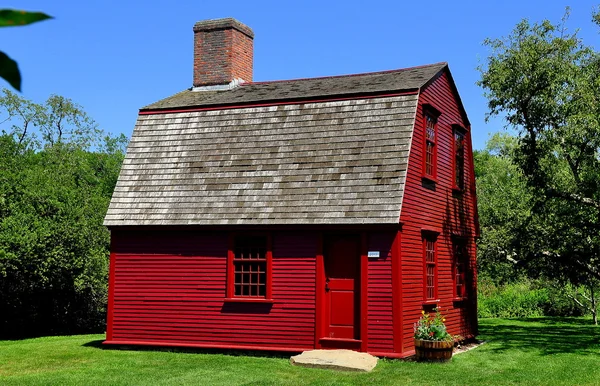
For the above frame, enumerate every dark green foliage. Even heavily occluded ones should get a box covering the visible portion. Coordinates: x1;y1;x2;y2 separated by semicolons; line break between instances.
0;52;20;92
0;90;126;338
0;10;52;27
0;10;52;91
474;134;531;284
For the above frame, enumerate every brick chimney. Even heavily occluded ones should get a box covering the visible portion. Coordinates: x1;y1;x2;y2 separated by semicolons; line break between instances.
193;18;254;88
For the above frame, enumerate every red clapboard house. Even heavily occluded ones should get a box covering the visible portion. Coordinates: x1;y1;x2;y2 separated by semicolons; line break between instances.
103;18;479;358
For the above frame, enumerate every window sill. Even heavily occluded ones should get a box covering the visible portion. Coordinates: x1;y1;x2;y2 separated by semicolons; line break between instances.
422;175;438;184
224;298;274;304
421;226;441;235
452;297;467;302
421;299;440;306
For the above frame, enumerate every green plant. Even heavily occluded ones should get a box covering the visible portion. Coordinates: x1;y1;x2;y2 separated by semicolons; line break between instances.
0;10;52;91
413;308;452;341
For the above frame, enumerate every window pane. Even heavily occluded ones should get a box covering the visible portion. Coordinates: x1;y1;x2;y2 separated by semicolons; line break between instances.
426;116;435;141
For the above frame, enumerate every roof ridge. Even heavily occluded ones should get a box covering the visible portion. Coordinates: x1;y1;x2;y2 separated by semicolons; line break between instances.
245;62;448;86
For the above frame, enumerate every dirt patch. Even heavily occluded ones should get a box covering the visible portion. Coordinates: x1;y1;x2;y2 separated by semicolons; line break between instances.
453;340;486;355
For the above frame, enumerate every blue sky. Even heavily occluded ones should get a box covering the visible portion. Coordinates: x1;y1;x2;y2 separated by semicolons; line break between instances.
3;1;599;149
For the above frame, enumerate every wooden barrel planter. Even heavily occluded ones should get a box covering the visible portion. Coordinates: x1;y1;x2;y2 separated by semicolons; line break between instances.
414;339;454;362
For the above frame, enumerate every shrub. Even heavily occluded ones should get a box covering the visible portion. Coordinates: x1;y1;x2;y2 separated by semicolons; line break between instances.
477;277;589;318
478;278;548;318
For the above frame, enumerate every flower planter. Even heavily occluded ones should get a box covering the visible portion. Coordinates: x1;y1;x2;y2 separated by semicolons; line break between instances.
414;339;453;362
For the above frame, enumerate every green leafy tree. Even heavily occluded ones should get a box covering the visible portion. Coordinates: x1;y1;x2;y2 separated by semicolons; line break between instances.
474;133;531;284
0;10;52;91
0;90;126;337
478;8;599;323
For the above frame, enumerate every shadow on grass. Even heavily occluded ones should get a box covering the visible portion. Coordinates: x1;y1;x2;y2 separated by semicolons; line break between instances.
479;318;600;356
82;339;105;349
82;339;295;360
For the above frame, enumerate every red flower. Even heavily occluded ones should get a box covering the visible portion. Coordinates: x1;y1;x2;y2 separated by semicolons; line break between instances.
429;332;434;337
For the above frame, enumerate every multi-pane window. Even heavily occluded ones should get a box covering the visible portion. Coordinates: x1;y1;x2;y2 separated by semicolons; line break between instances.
233;236;268;297
453;240;468;298
424;236;436;300
424;114;437;177
454;130;465;190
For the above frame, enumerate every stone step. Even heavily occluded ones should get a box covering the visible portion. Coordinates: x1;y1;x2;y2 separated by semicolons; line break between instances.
290;349;378;372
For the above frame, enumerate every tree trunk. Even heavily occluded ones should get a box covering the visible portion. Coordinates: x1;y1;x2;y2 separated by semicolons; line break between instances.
590;282;597;325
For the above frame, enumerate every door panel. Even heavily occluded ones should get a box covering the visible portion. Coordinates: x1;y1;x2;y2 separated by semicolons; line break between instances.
323;235;360;340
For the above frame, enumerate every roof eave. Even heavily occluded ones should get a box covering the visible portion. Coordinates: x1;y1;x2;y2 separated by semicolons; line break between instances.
138;88;420;115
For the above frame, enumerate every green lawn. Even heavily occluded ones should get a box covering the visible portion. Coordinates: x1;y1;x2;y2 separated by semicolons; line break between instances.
1;318;598;385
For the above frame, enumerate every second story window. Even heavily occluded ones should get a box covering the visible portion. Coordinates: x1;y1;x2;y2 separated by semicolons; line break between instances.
424;114;437;178
454;129;465;190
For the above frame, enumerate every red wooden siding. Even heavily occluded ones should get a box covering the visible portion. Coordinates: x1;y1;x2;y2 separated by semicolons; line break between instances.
271;232;316;347
107;230;316;351
400;70;478;353
366;232;394;353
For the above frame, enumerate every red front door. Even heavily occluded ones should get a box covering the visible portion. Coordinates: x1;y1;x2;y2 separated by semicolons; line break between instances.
323;235;360;340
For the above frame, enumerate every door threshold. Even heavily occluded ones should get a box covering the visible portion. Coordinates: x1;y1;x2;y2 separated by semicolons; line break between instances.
319;338;362;344
319;337;362;350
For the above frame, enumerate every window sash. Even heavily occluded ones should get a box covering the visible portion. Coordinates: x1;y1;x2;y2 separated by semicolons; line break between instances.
229;236;271;299
426;263;435;299
453;241;467;298
454;131;465;190
425;142;435;176
424;114;436;177
423;237;436;300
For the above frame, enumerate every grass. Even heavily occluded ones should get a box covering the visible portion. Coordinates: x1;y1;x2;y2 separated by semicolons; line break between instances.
0;318;598;385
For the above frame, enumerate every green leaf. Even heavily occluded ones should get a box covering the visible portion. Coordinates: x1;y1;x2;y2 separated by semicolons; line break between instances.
0;9;52;27
0;51;21;91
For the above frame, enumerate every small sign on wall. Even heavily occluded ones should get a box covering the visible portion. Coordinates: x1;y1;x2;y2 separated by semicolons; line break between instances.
367;251;380;258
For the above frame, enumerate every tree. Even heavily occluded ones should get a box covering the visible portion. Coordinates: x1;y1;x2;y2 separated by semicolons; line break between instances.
478;9;600;323
0;90;127;337
474;133;531;284
0;10;52;91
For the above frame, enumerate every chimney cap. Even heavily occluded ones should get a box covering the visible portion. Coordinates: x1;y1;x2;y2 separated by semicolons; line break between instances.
193;18;254;39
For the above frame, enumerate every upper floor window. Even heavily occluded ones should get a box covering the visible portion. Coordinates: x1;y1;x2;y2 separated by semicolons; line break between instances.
424;114;437;178
228;235;272;300
453;128;466;191
422;105;441;181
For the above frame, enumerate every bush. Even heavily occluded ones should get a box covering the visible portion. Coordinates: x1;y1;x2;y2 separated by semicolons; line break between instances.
542;284;586;317
478;278;548;318
478;277;587;318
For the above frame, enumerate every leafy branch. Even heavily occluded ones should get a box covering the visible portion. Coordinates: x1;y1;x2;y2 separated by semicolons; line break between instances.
0;9;52;91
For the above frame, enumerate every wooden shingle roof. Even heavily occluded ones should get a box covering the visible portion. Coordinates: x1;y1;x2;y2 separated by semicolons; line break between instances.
143;62;446;110
104;63;447;226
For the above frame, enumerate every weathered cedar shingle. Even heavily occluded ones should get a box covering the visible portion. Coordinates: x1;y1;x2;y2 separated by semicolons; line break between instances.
104;94;418;226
